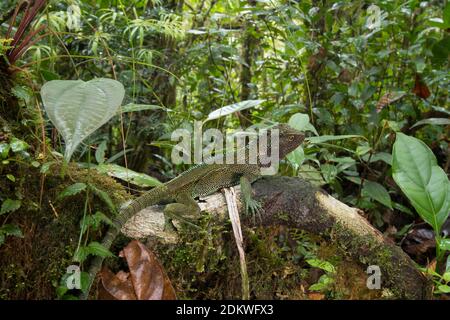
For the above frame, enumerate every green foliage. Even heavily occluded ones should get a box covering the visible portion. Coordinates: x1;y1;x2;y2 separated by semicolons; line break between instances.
121;103;169;113
0;199;21;215
73;241;114;263
57;183;87;201
392;133;450;234
411;118;450;129
205;100;265;122
362;181;392;210
0;38;12;56
56;270;90;299
1;0;448;299
306;259;336;293
421;256;450;295
392;132;450;284
80;211;113;235
0;224;23;247
41;79;125;161
96;163;162;187
9;138;29;153
87;184;117;215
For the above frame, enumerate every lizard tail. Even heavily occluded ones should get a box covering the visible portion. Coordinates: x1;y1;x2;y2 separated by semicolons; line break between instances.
80;185;168;299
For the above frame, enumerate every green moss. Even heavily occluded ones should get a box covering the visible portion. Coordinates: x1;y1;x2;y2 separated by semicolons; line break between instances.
153;223;379;300
0;160;131;299
275;211;290;222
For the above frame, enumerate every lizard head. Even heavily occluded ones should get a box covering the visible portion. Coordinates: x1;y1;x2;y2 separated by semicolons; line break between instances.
273;123;305;159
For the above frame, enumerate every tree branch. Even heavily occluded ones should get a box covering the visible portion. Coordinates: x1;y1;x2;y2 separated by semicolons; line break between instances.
122;176;431;299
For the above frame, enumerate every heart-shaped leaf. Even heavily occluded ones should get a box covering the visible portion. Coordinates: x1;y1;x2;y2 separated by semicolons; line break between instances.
41;78;125;161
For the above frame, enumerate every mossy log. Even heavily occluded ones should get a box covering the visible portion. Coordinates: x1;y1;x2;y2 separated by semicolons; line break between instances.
122;176;432;299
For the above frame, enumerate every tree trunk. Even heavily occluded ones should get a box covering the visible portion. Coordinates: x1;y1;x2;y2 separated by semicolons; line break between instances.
238;0;259;127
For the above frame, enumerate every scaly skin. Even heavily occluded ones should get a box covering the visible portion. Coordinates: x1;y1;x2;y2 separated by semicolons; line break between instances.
81;124;304;299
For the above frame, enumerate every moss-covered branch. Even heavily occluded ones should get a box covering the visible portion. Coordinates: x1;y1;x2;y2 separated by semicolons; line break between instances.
123;176;432;299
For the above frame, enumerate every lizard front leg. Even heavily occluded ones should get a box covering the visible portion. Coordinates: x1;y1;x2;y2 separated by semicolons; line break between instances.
163;192;201;230
240;176;262;224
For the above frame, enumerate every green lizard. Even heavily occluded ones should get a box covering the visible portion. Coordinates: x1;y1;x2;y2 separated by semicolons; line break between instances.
81;123;304;299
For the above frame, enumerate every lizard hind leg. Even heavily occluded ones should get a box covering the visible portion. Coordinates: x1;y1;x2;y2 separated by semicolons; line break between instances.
163;192;201;230
240;176;263;224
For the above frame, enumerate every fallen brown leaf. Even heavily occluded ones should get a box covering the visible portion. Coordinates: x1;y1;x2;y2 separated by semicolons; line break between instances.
308;292;325;300
99;240;177;300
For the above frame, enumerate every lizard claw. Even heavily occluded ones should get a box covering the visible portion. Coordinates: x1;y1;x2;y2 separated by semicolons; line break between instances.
245;198;263;224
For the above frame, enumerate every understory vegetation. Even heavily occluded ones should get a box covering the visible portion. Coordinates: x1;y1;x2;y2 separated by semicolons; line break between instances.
0;0;448;299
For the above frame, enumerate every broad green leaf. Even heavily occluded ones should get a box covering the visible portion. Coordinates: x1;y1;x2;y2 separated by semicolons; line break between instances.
411;118;450;129
306;259;335;273
56;284;69;298
443;272;450;282
437;285;450;294
0;199;21;215
320;163;338;184
444;3;450;26
187;29;207;35
288;113;318;135
439;238;450;251
356;145;372;156
362;180;392;209
308;274;334;292
89;211;114;229
80;211;113;235
0;224;23;237
96;163;162;187
205;100;265;121
11;85;33;102
288;113;309;131
120;103;169;113
299;164;326;187
345;176;362;185
80;271;90;294
430;4;450;28
432;36;450;65
40;161;53;174
95;141;107;164
362;152;392;165
40;69;60;81
431;106;450;116
307;135;364;144
106;148;133;164
386;120;403;132
73;246;88;262
57;183;87;200
86;241;114;258
286;146;305;168
73;242;114;263
428;18;447;29
88;184;117;214
392;202;414;216
41;78;125;161
392;133;450;233
0;143;10;158
10;138;29;152
12;85;32;102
